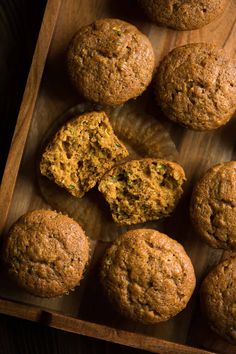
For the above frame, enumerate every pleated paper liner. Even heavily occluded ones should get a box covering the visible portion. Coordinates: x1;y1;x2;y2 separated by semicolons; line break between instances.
38;102;179;242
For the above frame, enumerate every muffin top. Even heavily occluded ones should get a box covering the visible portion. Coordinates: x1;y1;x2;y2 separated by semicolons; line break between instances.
3;209;89;297
100;229;196;324
67;18;155;106
139;0;228;30
155;43;236;130
190;161;236;250
200;257;236;344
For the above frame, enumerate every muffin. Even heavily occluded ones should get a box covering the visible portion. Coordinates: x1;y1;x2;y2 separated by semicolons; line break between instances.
67;18;155;106
200;257;236;344
190;161;236;250
3;209;90;297
40;111;128;198
101;229;196;324
98;158;186;225
138;0;228;30
155;43;236;130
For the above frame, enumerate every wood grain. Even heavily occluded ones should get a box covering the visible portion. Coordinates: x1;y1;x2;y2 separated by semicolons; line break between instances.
0;0;236;353
0;0;62;235
0;313;152;354
0;299;213;354
0;0;47;178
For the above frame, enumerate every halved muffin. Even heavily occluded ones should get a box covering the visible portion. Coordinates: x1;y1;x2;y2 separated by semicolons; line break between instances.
40;111;128;197
98;158;186;225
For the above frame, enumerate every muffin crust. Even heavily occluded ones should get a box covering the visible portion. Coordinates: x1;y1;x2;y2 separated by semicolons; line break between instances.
155;43;236;130
3;209;90;297
67;18;155;106
101;229;196;324
139;0;228;30
190;161;236;250
200;257;236;344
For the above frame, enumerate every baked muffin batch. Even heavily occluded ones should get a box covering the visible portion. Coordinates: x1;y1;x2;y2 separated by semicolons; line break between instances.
2;0;236;345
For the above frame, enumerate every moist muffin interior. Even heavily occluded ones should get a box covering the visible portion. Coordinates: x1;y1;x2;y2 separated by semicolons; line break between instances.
40;111;128;198
98;159;185;225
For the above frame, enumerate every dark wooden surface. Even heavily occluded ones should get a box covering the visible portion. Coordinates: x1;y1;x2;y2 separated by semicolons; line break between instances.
0;313;151;354
0;0;45;176
0;1;150;353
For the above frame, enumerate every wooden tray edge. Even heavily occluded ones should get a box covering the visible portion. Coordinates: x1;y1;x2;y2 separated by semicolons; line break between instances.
0;0;62;234
0;298;214;354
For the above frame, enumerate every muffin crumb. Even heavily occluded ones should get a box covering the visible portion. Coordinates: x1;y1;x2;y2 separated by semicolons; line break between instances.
40;111;128;197
98;158;185;225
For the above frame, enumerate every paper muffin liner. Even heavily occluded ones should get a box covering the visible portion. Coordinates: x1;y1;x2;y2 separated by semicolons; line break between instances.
38;102;179;242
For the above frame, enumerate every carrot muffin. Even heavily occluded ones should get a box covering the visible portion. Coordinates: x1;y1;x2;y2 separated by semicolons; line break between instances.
155;43;236;130
3;209;90;297
190;161;236;250
40;111;128;198
101;229;196;324
138;0;228;30
200;257;236;344
67;18;155;106
98;158;185;225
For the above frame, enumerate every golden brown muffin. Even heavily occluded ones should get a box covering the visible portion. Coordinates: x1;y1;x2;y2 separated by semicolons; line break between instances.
155;43;236;131
98;158;186;225
67;18;155;106
40;111;128;197
200;257;236;344
3;209;89;297
101;229;196;324
190;161;236;250
138;0;228;30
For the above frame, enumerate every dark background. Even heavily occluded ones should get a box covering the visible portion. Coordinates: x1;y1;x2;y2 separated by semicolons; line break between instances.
0;0;149;353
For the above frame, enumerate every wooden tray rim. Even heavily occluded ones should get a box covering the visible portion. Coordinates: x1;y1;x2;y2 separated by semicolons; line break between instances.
0;0;217;352
0;297;214;354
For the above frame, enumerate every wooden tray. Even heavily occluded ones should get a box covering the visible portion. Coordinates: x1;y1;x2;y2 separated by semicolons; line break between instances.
0;0;236;353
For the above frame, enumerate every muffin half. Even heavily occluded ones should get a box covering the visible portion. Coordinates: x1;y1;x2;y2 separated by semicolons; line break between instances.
40;111;128;197
98;158;185;225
